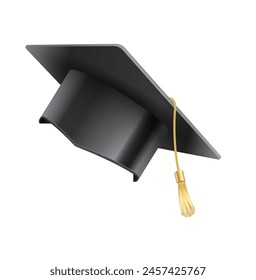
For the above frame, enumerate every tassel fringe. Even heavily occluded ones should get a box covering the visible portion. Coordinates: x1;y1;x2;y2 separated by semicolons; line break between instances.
175;170;195;217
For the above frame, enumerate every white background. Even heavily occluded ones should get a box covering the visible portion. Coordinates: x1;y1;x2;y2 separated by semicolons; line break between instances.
1;1;256;279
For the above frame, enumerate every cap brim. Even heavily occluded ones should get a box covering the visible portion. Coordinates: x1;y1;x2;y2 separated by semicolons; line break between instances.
26;44;220;159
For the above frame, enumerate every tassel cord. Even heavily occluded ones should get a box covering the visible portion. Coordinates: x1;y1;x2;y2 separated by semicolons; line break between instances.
169;97;195;217
169;97;180;171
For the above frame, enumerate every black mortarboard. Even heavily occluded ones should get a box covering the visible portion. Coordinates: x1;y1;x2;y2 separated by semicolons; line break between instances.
26;44;220;216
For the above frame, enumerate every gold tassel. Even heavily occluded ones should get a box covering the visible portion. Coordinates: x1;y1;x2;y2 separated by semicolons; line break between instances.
175;170;195;217
169;97;195;217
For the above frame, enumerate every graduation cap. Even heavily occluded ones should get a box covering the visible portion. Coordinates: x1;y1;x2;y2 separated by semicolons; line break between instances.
26;44;220;217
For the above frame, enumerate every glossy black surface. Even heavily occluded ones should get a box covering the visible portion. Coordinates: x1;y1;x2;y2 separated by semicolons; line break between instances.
40;70;167;181
27;44;220;180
